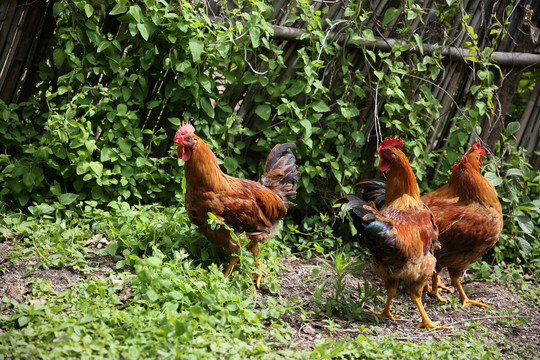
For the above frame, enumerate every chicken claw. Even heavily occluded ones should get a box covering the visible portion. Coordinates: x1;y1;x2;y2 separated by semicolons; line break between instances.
451;276;490;308
369;285;400;320
461;298;489;308
223;257;240;278
428;273;450;302
429;288;448;303
368;309;400;321
411;293;450;330
252;260;269;288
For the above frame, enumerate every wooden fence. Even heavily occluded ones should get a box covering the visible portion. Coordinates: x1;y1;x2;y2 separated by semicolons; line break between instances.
1;0;539;171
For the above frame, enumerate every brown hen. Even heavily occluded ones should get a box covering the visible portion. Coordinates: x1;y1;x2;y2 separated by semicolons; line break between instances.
173;121;300;287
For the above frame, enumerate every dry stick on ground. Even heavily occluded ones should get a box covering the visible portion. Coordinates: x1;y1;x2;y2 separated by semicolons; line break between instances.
388;315;537;340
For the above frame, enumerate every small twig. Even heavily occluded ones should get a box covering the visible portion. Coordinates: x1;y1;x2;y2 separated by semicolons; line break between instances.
427;314;534;334
317;20;351;61
244;46;268;75
390;314;535;341
373;81;382;147
207;30;248;45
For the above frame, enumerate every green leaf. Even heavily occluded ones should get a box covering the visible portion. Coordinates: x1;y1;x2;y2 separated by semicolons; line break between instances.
516;237;532;254
137;21;156;41
506;168;524;177
18;316;30;327
484;172;502;186
312;101;330;113
89;162;103;178
122;86;132;101
189;39;204;62
84;3;93;18
169;117;181;126
362;29;375;42
249;26;261;48
340;107;359;119
59;193;78;205
97;40;110;53
505;122;520;136
286;81;305;97
105;242;118;256
146;289;159;302
109;4;127;15
199;97;215;118
117;103;128;116
118;138;132;157
516;215;533;235
255;104;271;120
223;157;239;173
300;120;312;138
413;34;423;55
382;7;399;26
128;5;143;22
146;256;162;267
53;49;66;68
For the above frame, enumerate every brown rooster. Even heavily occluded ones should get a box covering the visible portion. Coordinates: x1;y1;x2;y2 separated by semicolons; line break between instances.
425;141;503;308
343;137;444;329
356;140;503;308
173;121;300;288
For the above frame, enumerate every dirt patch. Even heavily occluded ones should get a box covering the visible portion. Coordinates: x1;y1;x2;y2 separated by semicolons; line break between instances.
265;255;540;354
1;239;538;355
0;239;118;308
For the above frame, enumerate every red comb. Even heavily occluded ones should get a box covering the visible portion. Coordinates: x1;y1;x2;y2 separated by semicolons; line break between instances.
178;121;195;135
453;155;468;171
472;139;486;155
377;137;404;153
173;121;195;143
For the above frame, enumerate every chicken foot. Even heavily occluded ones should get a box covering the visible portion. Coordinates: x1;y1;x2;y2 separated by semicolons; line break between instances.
223;242;268;288
428;272;451;302
410;293;449;329
223;257;240;278
369;283;400;320
450;274;489;308
253;260;269;288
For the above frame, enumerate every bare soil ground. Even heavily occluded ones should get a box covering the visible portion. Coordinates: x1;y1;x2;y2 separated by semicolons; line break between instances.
265;256;540;355
1;239;539;356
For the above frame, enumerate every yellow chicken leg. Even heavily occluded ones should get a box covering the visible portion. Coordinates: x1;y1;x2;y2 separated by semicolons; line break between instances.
451;275;489;308
411;293;449;330
223;257;240;278
428;273;449;303
246;241;269;288
370;284;400;320
253;259;269;288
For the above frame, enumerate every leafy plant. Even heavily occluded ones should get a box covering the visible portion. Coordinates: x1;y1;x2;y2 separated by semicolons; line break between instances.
311;251;378;320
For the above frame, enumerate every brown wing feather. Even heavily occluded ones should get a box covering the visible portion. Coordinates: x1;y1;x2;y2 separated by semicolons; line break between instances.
381;204;438;265
218;177;287;233
430;202;502;272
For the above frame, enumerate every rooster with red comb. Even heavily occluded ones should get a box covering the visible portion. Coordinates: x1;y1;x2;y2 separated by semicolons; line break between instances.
173;121;300;288
355;139;502;308
343;137;446;329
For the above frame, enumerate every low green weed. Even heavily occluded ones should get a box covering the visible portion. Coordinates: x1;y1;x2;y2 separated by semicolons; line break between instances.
311;251;378;321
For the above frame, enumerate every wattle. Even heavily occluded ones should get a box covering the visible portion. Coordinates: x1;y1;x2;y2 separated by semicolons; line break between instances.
182;147;192;161
379;157;391;173
177;146;191;161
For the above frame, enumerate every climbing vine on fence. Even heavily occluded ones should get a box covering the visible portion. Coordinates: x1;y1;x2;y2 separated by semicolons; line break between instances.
0;0;537;267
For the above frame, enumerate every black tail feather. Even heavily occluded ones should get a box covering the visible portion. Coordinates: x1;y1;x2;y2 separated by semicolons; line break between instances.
262;143;301;208
341;194;397;258
354;180;386;210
